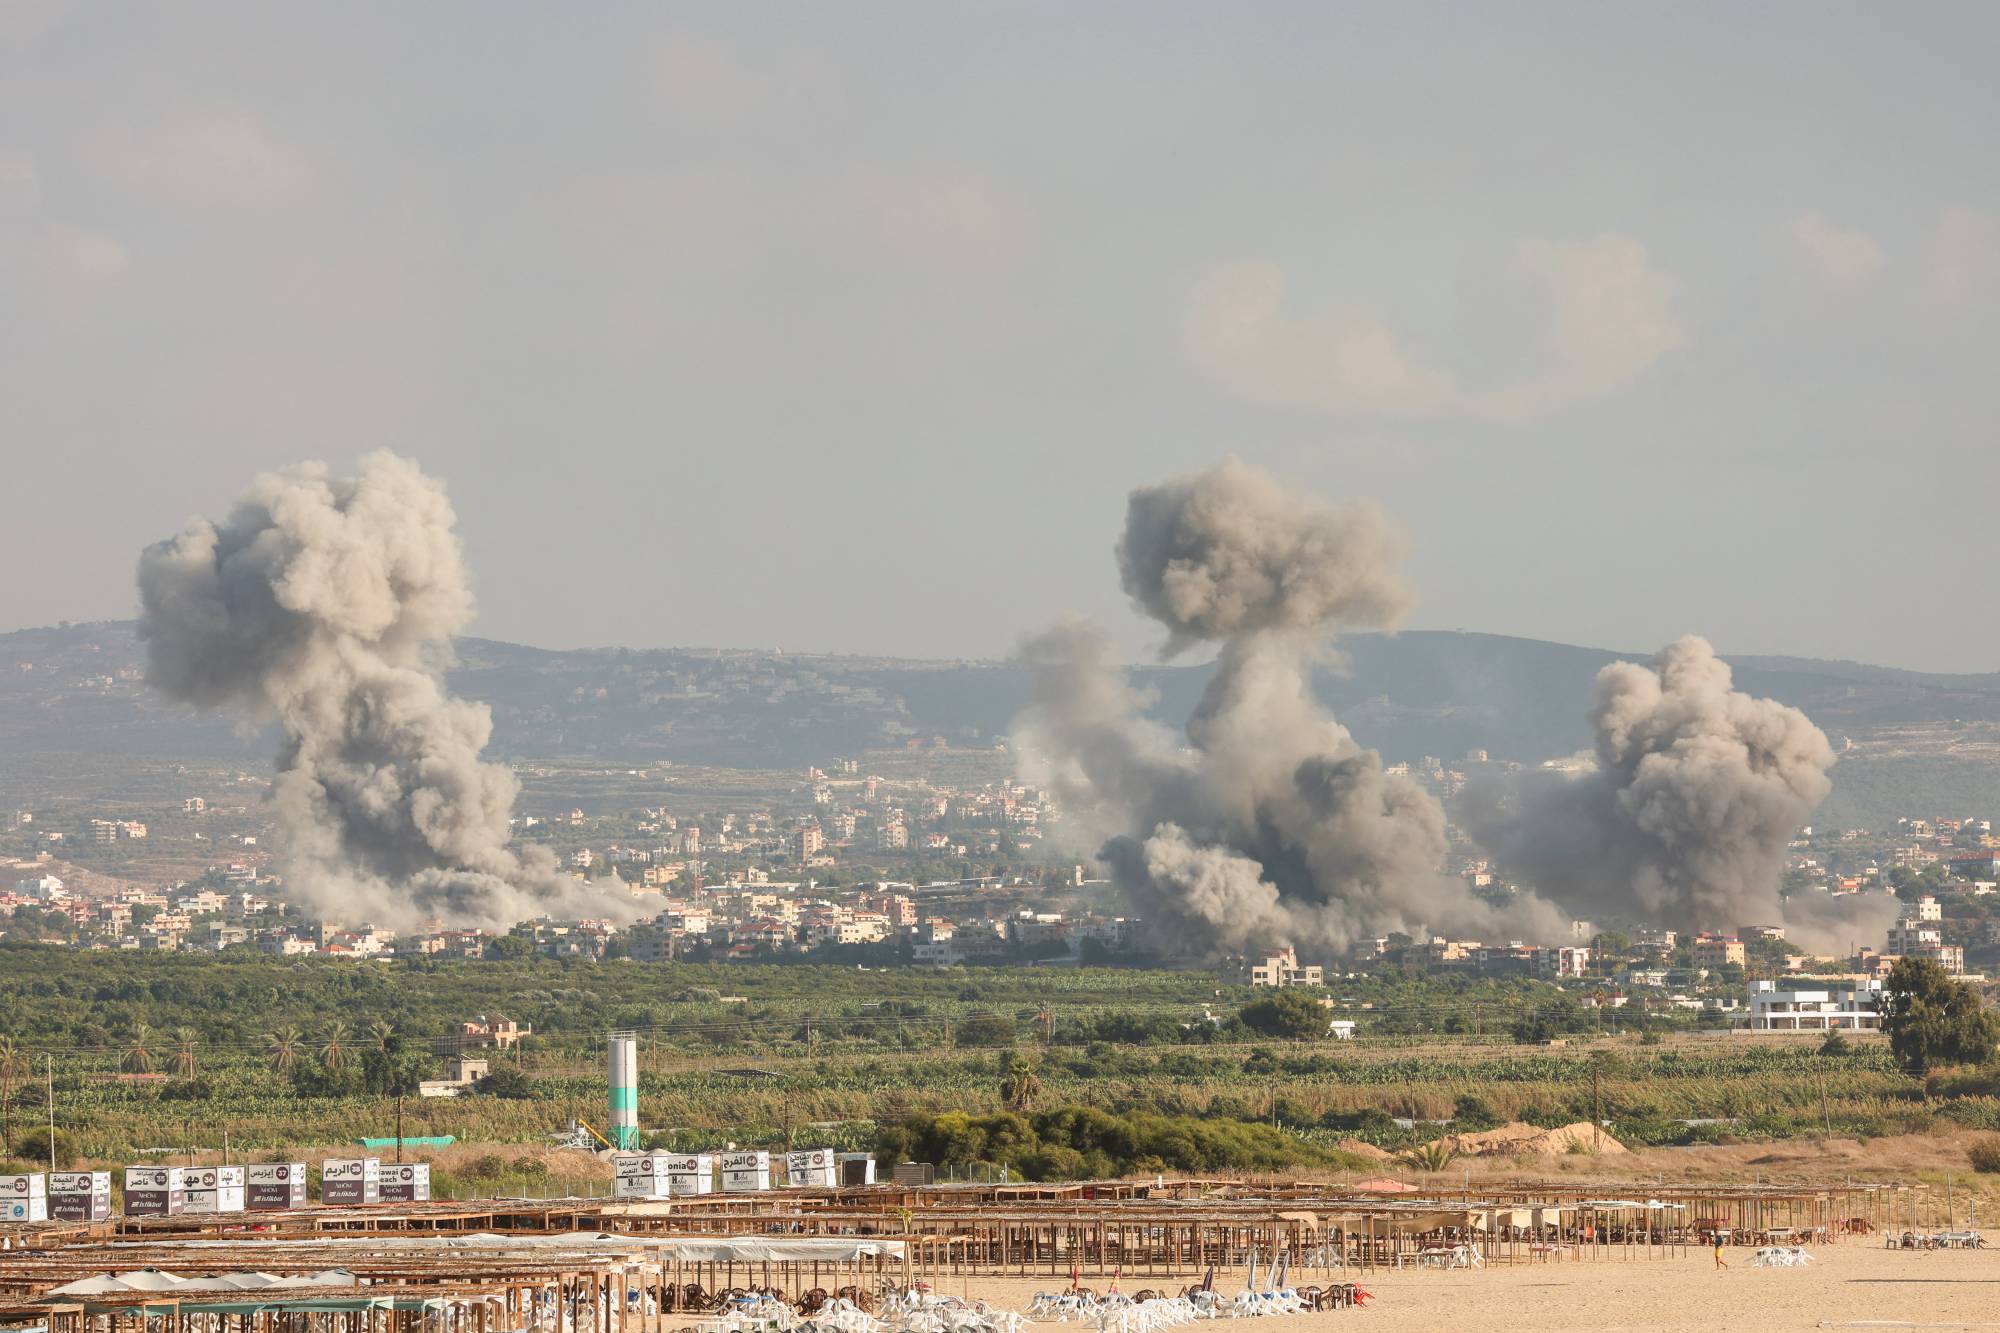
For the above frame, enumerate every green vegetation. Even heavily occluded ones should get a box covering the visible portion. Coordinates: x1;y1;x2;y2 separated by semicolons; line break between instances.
9;1126;78;1167
1238;990;1330;1041
1882;957;2000;1075
1401;1141;1458;1172
1450;1093;1502;1130
1;948;1998;1171
875;1105;1358;1180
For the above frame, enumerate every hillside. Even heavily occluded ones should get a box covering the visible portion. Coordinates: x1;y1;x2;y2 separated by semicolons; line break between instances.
3;621;1998;827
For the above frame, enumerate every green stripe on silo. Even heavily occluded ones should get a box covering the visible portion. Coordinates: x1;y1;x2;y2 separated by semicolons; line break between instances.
611;1087;638;1111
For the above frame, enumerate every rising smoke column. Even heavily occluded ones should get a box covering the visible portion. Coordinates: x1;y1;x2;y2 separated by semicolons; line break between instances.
137;452;654;932
1013;458;1567;957
1469;635;1895;953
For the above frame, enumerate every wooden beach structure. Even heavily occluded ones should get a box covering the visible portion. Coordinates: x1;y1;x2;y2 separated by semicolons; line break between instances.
0;1172;1930;1328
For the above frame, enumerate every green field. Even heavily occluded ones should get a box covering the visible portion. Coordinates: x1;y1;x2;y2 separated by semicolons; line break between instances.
0;949;1985;1180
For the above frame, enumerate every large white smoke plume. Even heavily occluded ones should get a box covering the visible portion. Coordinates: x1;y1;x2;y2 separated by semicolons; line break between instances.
137;452;657;932
1468;635;1896;953
1014;459;1568;957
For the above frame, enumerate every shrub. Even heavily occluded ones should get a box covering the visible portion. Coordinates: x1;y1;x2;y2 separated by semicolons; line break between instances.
1930;1068;2000;1099
876;1103;1327;1181
1450;1094;1502;1130
1272;1097;1314;1126
1319;1106;1397;1135
289;1058;364;1098
1969;1137;2000;1174
8;1126;77;1167
471;1066;535;1099
1239;991;1331;1041
1936;1099;2000;1131
953;1015;1017;1048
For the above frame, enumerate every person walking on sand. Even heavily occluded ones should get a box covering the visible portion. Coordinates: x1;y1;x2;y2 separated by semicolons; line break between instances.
1714;1236;1728;1270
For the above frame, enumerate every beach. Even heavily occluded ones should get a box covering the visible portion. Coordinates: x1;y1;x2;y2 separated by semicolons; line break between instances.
946;1246;2000;1333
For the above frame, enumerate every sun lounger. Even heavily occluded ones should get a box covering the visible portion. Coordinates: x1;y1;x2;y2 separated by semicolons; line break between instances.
1750;1246;1812;1269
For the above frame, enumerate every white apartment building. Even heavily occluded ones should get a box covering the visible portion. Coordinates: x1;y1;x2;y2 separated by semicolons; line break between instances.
1535;946;1592;979
1747;979;1882;1031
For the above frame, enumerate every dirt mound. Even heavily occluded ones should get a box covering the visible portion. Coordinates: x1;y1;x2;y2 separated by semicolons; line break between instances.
1437;1122;1546;1155
1439;1121;1627;1157
1528;1122;1627;1155
1334;1138;1395;1161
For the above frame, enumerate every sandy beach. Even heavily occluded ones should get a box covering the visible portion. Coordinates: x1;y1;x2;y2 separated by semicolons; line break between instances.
943;1246;2000;1333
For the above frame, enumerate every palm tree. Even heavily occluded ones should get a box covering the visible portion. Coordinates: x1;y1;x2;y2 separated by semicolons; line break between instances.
268;1027;304;1076
368;1020;397;1054
122;1024;155;1075
170;1027;200;1080
998;1054;1043;1112
321;1021;351;1071
0;1036;21;1151
1401;1141;1459;1173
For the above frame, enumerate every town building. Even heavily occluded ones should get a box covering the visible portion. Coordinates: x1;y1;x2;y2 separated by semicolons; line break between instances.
1747;979;1882;1031
1248;947;1323;988
1692;934;1746;970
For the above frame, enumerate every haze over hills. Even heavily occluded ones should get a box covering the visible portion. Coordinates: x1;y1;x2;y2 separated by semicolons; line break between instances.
4;620;1998;829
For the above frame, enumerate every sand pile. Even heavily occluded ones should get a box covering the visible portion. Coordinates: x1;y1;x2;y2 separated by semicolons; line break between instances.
1438;1120;1627;1157
1530;1121;1627;1155
1334;1138;1395;1161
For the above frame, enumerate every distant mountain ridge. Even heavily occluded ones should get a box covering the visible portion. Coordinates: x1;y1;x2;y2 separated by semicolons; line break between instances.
4;620;2000;779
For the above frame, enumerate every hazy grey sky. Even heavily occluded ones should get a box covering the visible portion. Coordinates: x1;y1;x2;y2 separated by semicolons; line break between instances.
3;3;1995;670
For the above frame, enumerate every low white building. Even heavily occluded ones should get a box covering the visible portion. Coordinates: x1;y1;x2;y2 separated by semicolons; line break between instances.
1747;979;1882;1031
15;874;65;900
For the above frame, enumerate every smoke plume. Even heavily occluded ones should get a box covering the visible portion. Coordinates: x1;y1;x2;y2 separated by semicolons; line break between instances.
1469;635;1895;953
137;452;656;932
1014;459;1567;957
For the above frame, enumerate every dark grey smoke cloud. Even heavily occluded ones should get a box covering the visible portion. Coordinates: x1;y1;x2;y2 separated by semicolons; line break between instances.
1014;459;1567;956
1469;635;1895;953
137;452;657;932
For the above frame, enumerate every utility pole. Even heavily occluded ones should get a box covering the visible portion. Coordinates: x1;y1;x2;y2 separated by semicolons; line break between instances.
1590;1056;1602;1153
45;1055;55;1172
396;1095;405;1163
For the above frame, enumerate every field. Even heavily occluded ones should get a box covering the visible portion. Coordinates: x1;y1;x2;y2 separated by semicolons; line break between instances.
4;950;1999;1201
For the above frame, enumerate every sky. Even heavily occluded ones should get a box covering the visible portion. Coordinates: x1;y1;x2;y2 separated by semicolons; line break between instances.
2;3;1996;671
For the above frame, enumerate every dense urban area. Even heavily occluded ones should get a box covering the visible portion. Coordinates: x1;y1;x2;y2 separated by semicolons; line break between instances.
3;747;1990;1001
6;620;2000;1196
